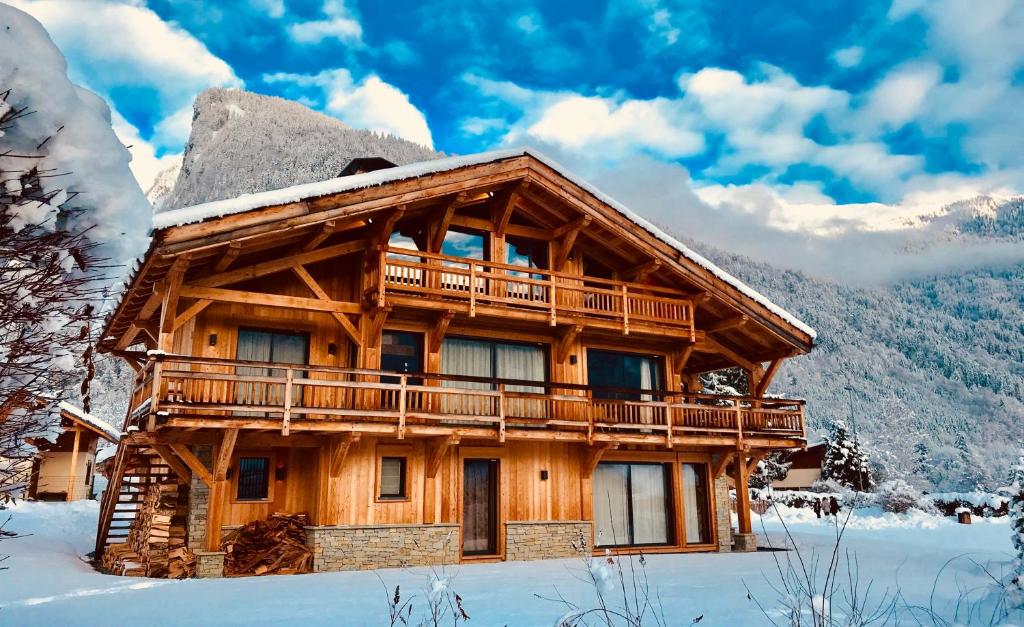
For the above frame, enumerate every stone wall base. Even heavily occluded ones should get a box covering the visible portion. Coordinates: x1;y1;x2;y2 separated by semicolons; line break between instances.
733;533;758;552
505;521;590;561
714;474;733;553
195;551;225;578
305;524;459;572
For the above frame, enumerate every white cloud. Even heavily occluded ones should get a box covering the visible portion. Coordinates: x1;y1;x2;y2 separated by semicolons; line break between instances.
832;45;865;68
460;116;506;136
524;95;704;158
861;63;942;128
111;110;182;193
264;69;433;148
287;0;362;45
248;0;284;18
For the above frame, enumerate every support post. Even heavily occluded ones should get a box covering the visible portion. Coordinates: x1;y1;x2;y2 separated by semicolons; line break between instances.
733;450;753;536
65;428;81;501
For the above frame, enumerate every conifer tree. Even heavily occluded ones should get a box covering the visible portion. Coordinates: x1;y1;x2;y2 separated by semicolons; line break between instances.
821;418;874;491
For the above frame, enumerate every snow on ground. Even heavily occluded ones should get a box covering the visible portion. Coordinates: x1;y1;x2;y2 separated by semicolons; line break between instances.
0;502;1015;625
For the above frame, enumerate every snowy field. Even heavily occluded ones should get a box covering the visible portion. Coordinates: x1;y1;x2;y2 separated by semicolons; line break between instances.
0;501;1016;626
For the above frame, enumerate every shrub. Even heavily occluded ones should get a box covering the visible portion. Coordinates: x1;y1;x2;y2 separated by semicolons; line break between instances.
877;479;925;514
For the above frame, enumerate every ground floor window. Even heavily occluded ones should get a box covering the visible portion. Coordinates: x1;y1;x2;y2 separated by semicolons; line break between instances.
593;462;673;547
378;456;408;500
236;456;271;501
682;463;712;544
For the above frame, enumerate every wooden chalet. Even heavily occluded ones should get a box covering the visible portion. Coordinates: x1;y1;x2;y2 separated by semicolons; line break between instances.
27;402;119;501
94;149;814;575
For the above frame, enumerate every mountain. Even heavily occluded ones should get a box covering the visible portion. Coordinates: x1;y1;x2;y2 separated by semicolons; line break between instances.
93;88;1021;492
145;155;182;211
158;88;442;211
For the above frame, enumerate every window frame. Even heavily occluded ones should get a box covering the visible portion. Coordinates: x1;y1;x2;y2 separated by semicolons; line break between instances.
231;451;276;504
592;461;676;548
375;445;412;503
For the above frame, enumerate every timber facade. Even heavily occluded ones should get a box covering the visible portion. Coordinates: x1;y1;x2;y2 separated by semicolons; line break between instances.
95;149;813;575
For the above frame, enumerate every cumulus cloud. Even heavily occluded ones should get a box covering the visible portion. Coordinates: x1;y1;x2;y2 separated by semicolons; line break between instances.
287;0;363;45
832;45;865;68
861;63;942;128
11;0;240;152
112;110;182;193
264;69;433;148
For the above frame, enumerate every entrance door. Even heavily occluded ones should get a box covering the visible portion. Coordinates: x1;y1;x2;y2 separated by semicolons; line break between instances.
462;459;498;556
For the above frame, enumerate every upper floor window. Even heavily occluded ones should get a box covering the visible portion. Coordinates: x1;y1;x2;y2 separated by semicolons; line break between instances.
506;235;547;277
442;229;486;260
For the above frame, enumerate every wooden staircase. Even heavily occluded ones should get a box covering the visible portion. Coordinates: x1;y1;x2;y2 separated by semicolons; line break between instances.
94;443;174;558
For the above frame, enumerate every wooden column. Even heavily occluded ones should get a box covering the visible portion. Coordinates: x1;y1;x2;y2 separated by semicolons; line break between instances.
205;429;238;551
733;451;753;535
65;428;82;501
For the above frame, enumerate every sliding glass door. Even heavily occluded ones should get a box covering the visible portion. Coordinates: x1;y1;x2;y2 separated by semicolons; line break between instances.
593;462;673;547
681;463;712;545
235;328;309;412
441;337;547;392
586;349;662;400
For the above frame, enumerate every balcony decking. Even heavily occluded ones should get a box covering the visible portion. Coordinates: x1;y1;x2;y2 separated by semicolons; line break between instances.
128;355;806;448
378;247;696;338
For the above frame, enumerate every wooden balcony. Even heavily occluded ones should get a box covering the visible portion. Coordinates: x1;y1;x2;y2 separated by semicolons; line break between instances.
127;355;806;448
377;247;695;338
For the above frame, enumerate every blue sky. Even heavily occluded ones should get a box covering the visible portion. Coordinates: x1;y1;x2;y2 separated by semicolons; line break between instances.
10;0;1024;275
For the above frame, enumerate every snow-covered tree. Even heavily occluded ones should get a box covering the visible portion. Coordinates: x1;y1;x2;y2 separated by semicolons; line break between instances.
821;418;874;491
750;452;791;489
1;6;150;498
1009;449;1024;606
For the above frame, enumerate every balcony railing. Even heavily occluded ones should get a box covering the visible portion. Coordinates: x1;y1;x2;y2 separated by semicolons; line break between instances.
127;355;805;446
378;247;695;337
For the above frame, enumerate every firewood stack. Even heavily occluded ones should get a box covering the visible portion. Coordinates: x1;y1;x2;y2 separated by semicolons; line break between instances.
101;481;196;578
221;512;312;576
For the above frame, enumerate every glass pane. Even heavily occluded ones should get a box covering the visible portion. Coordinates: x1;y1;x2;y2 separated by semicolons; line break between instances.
630;464;670;545
593;463;630;547
587;350;662;400
682;463;712;544
380;457;405;498
441;231;485;260
495;343;546;393
441;338;494;390
237;457;269;500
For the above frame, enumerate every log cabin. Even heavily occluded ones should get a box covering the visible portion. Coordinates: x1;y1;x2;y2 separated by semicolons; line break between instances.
94;148;814;576
27;403;119;501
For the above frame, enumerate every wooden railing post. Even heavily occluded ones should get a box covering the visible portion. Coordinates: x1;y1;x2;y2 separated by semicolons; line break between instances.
735;401;744;444
622;284;630;335
549;277;557;326
665;401;674;448
497;384;506;442
398;374;407;439
469;262;477;317
147;358;162;432
282;367;293;436
377;248;387;307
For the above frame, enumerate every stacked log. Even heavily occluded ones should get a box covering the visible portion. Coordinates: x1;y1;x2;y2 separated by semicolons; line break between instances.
101;481;196;578
221;513;312;576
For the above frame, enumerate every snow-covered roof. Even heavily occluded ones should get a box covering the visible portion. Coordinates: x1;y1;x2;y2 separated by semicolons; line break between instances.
58;402;120;443
153;148;815;340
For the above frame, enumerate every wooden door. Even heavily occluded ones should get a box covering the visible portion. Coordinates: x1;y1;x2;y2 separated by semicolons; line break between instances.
462;459;498;555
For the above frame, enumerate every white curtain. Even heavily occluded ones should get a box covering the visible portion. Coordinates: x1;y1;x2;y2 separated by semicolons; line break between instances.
630;465;669;544
593;464;630;547
682;464;711;544
441;338;493;390
496;343;545;393
236;330;273;407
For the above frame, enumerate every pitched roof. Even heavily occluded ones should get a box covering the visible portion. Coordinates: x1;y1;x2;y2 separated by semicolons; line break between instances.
152;148;815;339
58;402;120;443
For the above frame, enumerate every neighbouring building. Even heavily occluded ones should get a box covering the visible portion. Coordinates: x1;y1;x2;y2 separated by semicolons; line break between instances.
28;402;119;501
94;149;815;575
771;442;826;490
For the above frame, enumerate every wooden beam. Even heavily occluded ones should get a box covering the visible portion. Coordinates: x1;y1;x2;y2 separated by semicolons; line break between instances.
745;452;766;477
429;310;455;353
213;241;242;272
754;357;785;398
428;194;465;253
620;258;661;282
157;256;189;350
196;240;367;288
552;216;591;271
424;435;457;478
581;443;615;479
298;219;336;253
367;306;390;344
329;433;358;477
151;444;192;483
694;336;758;373
555;324;583;364
169;443;212;486
172;299;212;331
673;345;695;375
706;314;749;334
213;428;239;481
64;428;81;501
180;285;361;315
733;450;753;535
366;205;406;252
291;264;361;345
711;451;734;479
493;182;528;236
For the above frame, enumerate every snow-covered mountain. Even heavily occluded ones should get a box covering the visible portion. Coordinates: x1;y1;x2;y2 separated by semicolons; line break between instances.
145;155;182;211
95;87;1020;492
159;88;442;211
